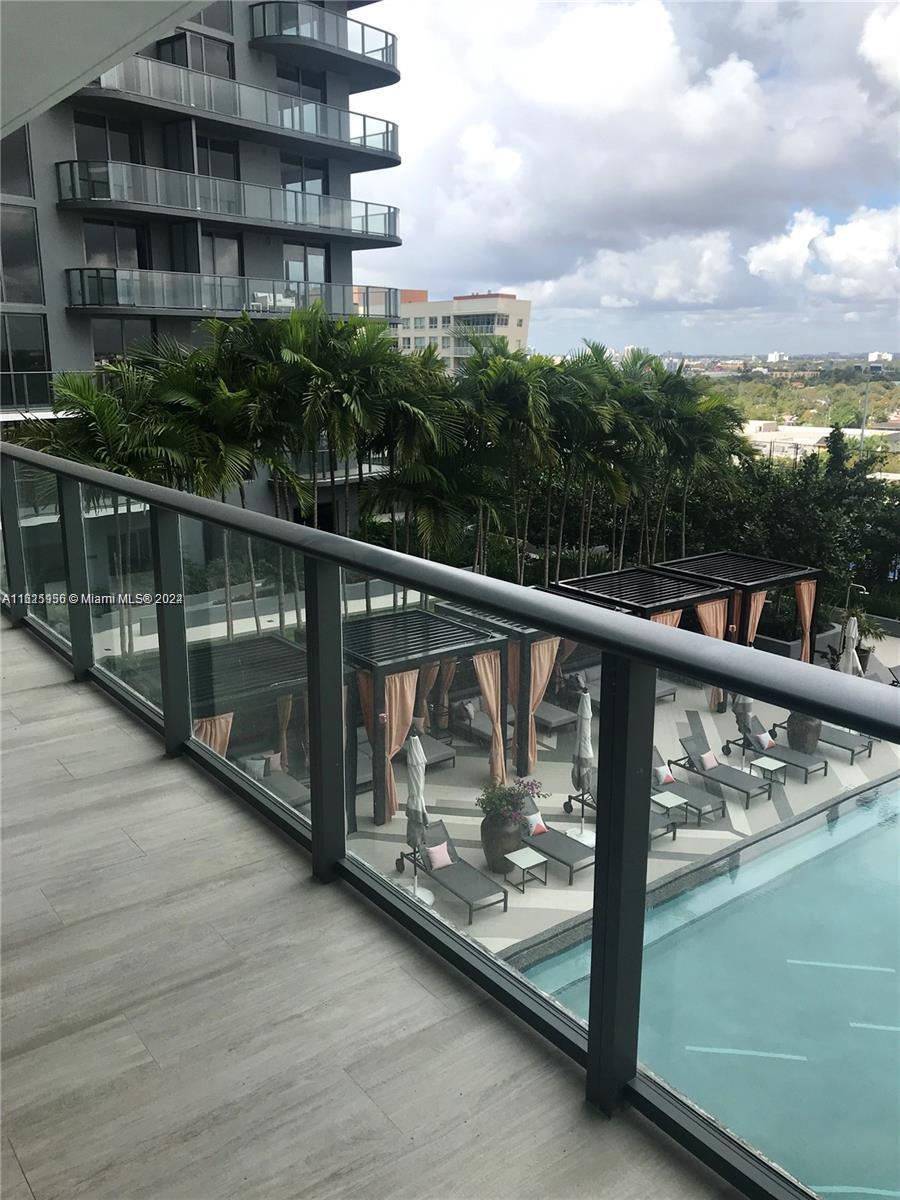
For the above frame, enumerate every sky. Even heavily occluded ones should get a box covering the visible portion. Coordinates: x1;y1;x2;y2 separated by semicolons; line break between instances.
351;0;900;357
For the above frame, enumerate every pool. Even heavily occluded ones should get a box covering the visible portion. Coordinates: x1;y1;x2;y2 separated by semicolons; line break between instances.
522;787;900;1200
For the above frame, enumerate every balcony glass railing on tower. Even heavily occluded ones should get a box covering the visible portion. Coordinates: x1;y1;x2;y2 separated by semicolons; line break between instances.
250;2;397;66
91;57;398;155
56;162;398;239
66;270;399;319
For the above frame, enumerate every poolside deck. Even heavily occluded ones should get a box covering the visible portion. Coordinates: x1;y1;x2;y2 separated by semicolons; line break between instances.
0;621;741;1200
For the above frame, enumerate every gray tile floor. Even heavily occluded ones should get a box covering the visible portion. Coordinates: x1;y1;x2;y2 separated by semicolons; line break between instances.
1;621;740;1200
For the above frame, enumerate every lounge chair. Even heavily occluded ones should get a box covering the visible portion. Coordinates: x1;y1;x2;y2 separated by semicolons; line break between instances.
262;770;311;813
405;819;508;924
649;809;677;848
650;747;726;824
396;733;456;772
571;666;675;707
890;665;900;687
774;720;874;765
677;735;772;809
534;700;578;733
453;701;514;748
727;716;828;783
520;796;594;885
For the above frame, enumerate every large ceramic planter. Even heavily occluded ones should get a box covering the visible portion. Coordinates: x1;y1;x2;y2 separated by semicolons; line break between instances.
784;711;822;754
480;814;523;872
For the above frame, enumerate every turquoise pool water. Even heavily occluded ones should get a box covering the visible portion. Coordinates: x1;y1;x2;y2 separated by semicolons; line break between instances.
523;789;900;1200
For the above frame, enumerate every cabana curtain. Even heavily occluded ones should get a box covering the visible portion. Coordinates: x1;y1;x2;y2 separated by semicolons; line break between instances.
276;695;292;770
434;658;458;730
746;590;768;645
695;598;728;710
412;662;441;732
192;712;234;758
509;636;561;773
473;651;507;784
795;579;817;664
357;669;419;820
650;610;682;627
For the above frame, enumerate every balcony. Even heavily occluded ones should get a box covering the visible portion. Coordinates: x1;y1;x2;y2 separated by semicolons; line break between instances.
2;441;897;1200
66;268;400;321
80;56;399;171
1;371;54;413
57;161;400;248
249;2;399;93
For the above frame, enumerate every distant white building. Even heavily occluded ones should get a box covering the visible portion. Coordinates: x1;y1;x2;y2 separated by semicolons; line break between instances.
767;351;790;364
396;290;531;372
868;351;894;363
744;421;900;460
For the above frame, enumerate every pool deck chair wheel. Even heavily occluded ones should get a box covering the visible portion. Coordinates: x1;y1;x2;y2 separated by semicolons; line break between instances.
722;716;829;784
677;735;772;810
411;819;508;925
773;720;874;765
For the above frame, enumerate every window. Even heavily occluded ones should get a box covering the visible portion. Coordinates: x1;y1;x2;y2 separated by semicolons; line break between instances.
283;242;326;283
280;154;327;194
74;112;142;163
191;1;232;32
1;313;50;406
158;32;233;78
276;61;325;103
414;336;425;348
400;317;410;329
495;313;509;326
84;220;148;269
1;205;43;302
201;232;241;276
441;336;450;348
197;136;239;179
413;316;425;328
429;336;438;346
90;317;154;364
1;126;32;197
428;316;438;328
401;337;410;349
517;317;524;327
441;315;451;327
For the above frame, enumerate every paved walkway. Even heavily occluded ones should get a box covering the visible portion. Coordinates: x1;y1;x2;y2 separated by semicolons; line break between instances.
1;622;739;1200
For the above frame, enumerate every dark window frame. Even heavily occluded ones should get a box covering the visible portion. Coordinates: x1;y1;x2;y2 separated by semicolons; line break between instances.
282;241;329;284
74;110;144;165
83;218;150;271
158;30;234;78
197;135;240;180
0;312;51;407
200;229;244;277
90;316;156;366
0;125;33;198
190;1;233;33
0;204;44;303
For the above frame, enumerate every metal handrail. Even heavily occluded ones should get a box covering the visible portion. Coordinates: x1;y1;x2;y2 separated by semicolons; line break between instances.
1;441;896;741
91;56;398;155
56;161;399;239
249;1;397;66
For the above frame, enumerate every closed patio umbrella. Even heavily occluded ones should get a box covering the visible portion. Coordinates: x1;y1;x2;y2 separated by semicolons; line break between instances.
398;735;434;905
839;615;863;677
568;689;596;847
729;693;754;763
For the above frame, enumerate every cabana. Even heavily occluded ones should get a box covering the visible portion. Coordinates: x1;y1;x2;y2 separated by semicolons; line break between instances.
433;601;573;778
343;608;509;827
656;552;821;662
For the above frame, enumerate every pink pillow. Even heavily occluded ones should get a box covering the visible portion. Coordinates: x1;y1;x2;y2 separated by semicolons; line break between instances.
426;841;453;870
699;750;718;770
653;765;675;786
754;731;775;750
527;812;548;835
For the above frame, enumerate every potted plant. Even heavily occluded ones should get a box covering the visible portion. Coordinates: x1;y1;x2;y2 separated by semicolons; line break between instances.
850;610;885;675
475;777;547;872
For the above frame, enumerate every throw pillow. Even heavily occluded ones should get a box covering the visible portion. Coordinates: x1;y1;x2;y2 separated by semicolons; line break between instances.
653;765;675;786
527;811;548;835
426;841;453;870
753;731;775;750
699;750;718;771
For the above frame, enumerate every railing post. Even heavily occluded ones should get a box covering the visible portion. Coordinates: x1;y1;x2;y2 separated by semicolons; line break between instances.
1;459;28;626
150;507;192;756
586;651;656;1115
304;555;347;881
57;476;94;679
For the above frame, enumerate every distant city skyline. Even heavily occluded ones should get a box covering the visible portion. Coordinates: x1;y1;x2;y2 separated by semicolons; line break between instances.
353;0;899;356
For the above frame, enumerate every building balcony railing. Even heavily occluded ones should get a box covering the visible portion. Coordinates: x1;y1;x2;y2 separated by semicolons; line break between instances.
56;161;399;241
66;268;400;320
1;439;896;1200
249;2;397;68
87;57;398;159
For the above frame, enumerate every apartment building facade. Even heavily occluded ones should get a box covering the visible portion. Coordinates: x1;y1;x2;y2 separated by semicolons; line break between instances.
0;0;401;413
397;290;531;372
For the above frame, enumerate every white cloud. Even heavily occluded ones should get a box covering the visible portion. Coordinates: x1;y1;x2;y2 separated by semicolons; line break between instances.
859;3;900;89
746;210;831;282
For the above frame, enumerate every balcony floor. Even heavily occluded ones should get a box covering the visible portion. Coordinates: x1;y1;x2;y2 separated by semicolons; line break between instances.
0;621;739;1200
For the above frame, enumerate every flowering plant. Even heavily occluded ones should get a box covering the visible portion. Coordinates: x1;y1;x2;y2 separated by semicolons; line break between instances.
475;777;549;822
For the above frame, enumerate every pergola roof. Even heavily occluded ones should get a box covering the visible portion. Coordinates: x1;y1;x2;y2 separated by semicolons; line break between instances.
342;607;505;672
433;599;538;639
656;551;818;591
549;566;733;617
188;635;307;712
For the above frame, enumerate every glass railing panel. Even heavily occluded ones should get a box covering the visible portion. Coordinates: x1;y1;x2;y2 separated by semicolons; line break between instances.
180;516;311;821
638;676;900;1195
249;3;396;65
15;463;70;642
81;484;160;705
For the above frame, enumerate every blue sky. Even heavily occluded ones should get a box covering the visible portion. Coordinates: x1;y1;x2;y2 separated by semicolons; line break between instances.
353;0;899;356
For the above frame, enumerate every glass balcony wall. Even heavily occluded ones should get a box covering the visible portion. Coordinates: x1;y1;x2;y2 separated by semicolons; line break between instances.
15;463;70;641
94;57;398;154
250;2;397;65
57;161;398;239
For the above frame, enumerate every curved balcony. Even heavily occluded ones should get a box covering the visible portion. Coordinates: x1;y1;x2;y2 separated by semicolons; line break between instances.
80;57;398;171
56;161;400;249
66;268;399;321
249;3;398;93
